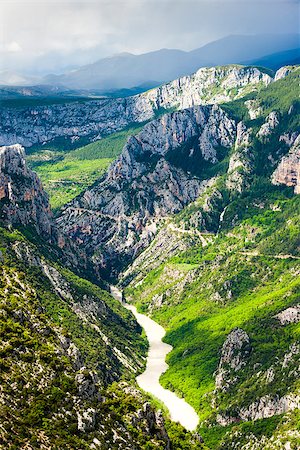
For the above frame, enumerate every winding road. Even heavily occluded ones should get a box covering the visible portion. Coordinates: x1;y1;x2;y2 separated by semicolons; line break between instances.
110;285;199;431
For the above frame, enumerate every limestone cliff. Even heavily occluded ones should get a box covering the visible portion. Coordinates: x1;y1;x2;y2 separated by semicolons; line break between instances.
57;105;236;276
272;134;300;194
0;65;277;148
0;144;54;237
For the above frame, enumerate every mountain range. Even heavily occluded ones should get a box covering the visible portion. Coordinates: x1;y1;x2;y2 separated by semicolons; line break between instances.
1;34;299;95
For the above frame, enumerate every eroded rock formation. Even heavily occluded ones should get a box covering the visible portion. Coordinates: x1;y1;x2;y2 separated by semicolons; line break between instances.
58;105;236;276
0;144;54;237
272;135;300;194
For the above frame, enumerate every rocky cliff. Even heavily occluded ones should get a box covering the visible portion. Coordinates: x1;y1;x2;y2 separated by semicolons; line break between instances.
57;104;236;276
0;144;55;237
57;65;300;278
0;65;288;149
136;65;272;112
272;134;300;194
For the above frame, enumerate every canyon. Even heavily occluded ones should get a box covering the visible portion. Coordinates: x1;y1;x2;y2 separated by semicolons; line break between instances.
0;63;299;450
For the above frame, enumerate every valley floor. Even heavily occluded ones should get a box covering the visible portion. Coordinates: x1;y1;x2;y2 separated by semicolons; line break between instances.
110;285;200;431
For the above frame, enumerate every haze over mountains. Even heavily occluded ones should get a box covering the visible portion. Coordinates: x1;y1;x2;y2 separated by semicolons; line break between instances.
1;34;299;95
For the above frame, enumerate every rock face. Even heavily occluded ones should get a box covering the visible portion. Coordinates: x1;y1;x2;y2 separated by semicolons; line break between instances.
58;105;236;276
274;65;294;81
272;135;300;194
275;304;300;325
257;111;280;139
239;394;300;422
217;392;300;426
0;144;55;237
0;144;100;278
215;328;251;391
0;65;272;148
0;97;147;148
130;402;171;449
139;65;272;112
226;122;254;193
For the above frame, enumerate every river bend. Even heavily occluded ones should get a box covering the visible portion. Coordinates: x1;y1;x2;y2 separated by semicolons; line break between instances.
110;285;199;431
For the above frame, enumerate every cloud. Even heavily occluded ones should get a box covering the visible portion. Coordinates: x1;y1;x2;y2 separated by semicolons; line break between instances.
5;41;23;53
0;0;299;74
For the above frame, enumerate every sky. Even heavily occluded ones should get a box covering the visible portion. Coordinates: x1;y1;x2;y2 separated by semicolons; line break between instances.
0;0;299;75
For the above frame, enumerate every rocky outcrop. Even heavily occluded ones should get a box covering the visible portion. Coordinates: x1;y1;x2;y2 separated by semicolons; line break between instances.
58;105;236;276
239;394;300;422
215;338;300;427
274;65;295;81
137;65;272;113
226;122;254;193
0;144;55;237
257;111;280;140
130;402;171;449
0;65;272;148
272;135;300;194
215;328;251;391
76;407;97;432
244;99;262;120
275;304;300;325
216;393;300;426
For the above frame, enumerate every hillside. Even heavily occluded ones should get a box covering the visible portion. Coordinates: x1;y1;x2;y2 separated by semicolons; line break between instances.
116;68;300;448
124;194;300;448
55;64;300;448
0;145;206;449
0;62;299;449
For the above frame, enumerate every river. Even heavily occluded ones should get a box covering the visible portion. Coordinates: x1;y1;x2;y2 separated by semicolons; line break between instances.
110;285;199;431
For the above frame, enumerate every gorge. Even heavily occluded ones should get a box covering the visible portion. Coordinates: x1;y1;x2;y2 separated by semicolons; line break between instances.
110;285;199;431
0;62;299;450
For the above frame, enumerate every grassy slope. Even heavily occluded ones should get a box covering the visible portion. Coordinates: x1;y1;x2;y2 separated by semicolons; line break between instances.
0;227;146;380
0;227;141;448
27;124;143;211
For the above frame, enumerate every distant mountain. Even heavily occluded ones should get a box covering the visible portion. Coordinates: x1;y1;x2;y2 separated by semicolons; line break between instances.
1;34;299;94
42;33;299;92
243;48;300;70
188;34;299;66
0;70;39;86
43;49;189;90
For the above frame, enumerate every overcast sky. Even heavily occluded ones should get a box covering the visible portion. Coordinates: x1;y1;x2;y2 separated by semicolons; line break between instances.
0;0;299;75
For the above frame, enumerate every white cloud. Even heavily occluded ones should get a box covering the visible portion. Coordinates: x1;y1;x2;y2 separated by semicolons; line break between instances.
5;41;22;52
0;0;298;74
